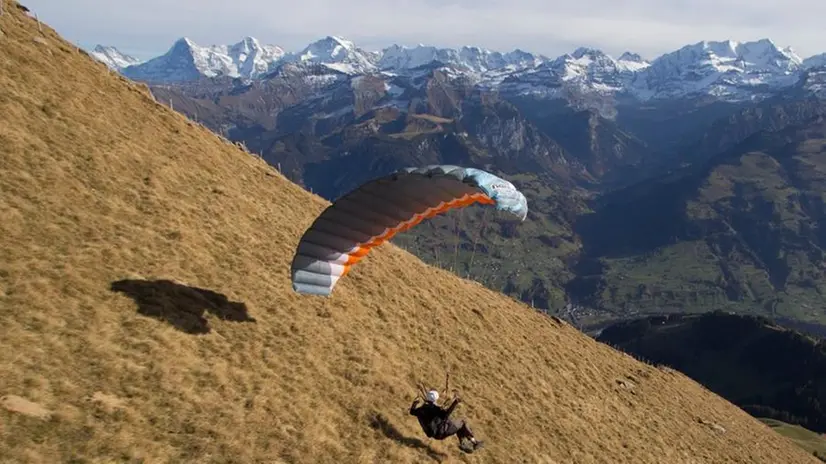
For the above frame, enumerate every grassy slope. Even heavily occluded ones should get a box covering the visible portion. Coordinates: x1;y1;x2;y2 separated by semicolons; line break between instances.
760;419;826;458
0;4;818;463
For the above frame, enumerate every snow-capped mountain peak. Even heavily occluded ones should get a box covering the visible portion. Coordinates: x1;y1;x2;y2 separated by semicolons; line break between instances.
632;38;804;100
377;44;445;71
655;38;801;72
570;47;602;58
454;45;539;73
487;46;645;106
376;43;543;75
284;36;377;75
507;48;546;64
89;45;142;70
120;36;285;83
169;37;195;55
618;52;644;63
226;36;285;78
300;36;357;61
541;47;644;91
616;52;650;72
231;36;260;53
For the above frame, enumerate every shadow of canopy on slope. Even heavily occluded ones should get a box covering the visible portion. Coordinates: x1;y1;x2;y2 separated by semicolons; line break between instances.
110;279;256;334
368;412;448;462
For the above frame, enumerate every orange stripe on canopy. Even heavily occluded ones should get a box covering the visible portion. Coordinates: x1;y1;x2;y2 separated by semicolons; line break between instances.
339;192;494;278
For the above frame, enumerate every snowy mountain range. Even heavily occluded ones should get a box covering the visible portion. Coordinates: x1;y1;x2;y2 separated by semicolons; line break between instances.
113;37;286;81
94;36;826;102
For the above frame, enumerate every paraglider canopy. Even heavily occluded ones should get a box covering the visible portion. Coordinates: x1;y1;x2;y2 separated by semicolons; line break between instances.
290;165;528;296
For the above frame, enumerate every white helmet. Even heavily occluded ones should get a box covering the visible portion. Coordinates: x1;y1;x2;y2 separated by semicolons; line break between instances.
425;390;439;403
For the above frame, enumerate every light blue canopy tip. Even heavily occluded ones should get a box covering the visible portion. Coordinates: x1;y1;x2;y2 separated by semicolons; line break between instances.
395;165;529;221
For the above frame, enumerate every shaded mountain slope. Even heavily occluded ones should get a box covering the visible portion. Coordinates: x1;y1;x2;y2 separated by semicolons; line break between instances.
0;4;819;463
598;311;826;433
670;97;826;171
569;114;826;323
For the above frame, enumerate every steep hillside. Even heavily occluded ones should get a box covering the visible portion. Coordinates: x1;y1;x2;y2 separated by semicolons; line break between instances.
0;4;819;463
598;312;826;433
760;419;826;460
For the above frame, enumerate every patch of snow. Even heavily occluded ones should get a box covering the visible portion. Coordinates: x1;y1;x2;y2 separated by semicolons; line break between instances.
314;104;355;120
616;52;650;72
304;74;340;86
376;99;410;112
798;68;826;98
384;82;405;97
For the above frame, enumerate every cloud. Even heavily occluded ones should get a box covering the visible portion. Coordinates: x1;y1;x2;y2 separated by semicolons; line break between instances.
23;0;826;60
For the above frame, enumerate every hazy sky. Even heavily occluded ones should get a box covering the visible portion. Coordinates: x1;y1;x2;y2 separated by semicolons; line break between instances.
23;0;826;61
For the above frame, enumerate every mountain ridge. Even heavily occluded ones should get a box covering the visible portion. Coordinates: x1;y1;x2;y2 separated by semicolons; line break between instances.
99;35;826;103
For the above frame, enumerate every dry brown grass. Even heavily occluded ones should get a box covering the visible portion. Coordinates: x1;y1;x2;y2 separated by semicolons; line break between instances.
0;4;819;463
